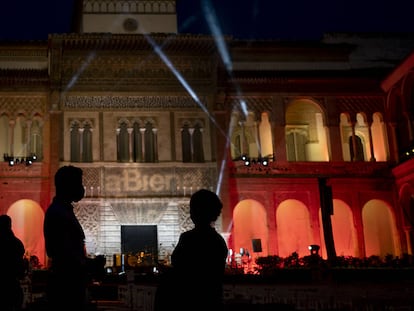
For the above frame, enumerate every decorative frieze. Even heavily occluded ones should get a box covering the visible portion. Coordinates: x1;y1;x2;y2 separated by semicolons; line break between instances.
64;95;204;110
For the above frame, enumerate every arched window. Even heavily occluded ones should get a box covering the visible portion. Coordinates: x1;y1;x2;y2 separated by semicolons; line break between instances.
286;128;307;161
144;121;157;163
181;122;205;163
117;118;158;163
82;123;93;162
70;122;81;162
30;119;43;161
118;122;129;163
349;135;365;161
285;99;329;162
132;121;142;162
70;120;93;163
181;123;192;163
193;123;204;163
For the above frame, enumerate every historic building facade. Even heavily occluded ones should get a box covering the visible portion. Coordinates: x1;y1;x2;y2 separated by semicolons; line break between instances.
1;0;414;267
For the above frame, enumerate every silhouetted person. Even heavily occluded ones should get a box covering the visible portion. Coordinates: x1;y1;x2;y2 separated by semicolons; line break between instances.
156;189;228;311
43;165;88;311
0;214;26;311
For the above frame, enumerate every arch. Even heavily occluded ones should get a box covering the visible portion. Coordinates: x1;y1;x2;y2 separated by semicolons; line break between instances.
340;112;370;161
276;199;312;257
70;121;81;162
144;121;157;162
371;112;389;161
13;115;26;157
349;135;365;161
233;199;269;257
7;199;45;267
118;121;130;162
230;111;244;159
319;199;358;258
132;121;143;162
244;111;260;159
30;118;43;160
285;99;328;161
258;111;273;158
362;199;400;258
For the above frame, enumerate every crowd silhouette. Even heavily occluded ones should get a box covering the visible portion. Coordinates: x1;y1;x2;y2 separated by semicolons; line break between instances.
3;164;229;311
0;214;26;311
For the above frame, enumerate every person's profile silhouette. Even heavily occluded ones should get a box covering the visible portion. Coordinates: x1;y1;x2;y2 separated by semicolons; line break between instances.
155;189;228;311
43;165;88;311
0;214;26;311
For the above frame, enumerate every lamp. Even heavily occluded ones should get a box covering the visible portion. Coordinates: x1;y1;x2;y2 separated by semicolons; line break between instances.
4;153;37;167
241;154;250;166
261;157;269;166
308;244;320;255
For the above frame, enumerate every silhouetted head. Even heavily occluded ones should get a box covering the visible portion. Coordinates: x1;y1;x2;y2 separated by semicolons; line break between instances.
54;165;85;203
190;189;223;226
0;214;12;234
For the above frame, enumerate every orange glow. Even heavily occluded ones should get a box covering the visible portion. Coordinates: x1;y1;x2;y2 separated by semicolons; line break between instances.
276;200;313;258
319;199;358;258
8;200;45;267
233;199;268;257
363;199;399;257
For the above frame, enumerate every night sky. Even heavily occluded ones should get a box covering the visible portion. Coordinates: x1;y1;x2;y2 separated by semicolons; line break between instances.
0;0;414;41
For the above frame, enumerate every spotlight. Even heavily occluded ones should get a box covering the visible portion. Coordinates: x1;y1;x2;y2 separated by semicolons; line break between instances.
244;158;250;166
241;154;248;161
8;159;15;166
308;244;320;255
261;158;269;166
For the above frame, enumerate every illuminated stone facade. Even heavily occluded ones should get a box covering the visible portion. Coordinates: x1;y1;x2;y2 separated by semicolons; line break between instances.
1;2;414;267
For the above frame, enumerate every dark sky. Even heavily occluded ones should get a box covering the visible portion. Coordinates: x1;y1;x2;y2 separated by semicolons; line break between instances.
1;0;414;41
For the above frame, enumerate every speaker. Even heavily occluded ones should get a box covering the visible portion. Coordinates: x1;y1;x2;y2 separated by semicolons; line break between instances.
252;238;262;253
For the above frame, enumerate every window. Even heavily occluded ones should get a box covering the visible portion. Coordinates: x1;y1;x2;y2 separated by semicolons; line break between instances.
117;118;158;163
181;121;205;163
286;127;308;161
144;121;157;162
117;121;129;163
349;135;365;161
70;120;93;163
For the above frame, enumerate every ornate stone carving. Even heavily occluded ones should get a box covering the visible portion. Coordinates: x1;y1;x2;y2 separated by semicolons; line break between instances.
0;96;45;117
64;95;204;110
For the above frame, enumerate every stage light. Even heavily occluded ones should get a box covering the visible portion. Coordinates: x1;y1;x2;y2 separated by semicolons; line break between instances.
261;158;269;166
308;244;320;255
4;154;37;167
